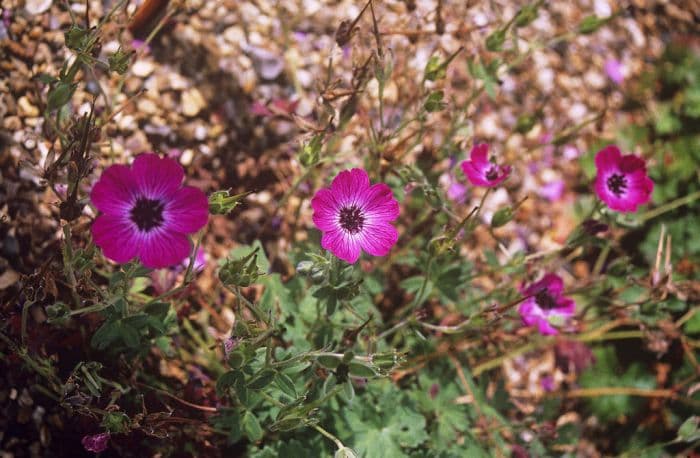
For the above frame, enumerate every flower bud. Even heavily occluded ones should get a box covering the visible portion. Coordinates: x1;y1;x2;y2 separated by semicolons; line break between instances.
208;190;248;215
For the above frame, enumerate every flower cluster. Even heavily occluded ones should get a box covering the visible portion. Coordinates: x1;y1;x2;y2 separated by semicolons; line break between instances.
90;141;654;336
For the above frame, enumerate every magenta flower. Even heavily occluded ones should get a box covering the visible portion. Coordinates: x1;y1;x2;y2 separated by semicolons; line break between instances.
518;274;575;336
460;143;512;187
91;153;208;269
594;145;653;213
604;58;624;85
311;168;399;264
82;433;110;453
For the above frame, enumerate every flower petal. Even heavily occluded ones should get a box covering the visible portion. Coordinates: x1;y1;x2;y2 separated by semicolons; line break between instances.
549;297;576;316
132;153;184;199
361;183;400;224
618;154;647;174
311;188;341;231
92;214;139;264
90;164;137;216
536;320;559;335
330;168;370;203
518;299;543;326
522;273;564;296
139;230;192;269
163;186;209;233
461;160;490;187
358;222;398;257
470;143;490;166
594;145;622;172
321;229;361;264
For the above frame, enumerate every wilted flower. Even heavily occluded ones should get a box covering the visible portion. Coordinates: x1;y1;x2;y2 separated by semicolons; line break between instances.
91;153;209;269
82;433;110;453
460;143;512;187
594;145;653;213
555;339;595;373
311;168;399;264
518;274;576;335
439;160;468;203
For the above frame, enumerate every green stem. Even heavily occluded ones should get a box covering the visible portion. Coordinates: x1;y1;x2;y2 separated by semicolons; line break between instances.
233;286;268;325
473;329;644;376
61;225;82;308
592;242;611;276
641;190;700;223
310;423;345;450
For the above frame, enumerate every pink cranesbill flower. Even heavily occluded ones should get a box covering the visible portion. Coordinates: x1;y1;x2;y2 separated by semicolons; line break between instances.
311;168;399;264
82;433;110;453
91;153;209;269
518;274;575;336
460;143;512;187
594;145;654;213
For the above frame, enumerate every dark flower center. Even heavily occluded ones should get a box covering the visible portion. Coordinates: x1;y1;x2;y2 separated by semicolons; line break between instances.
535;289;559;310
485;166;499;181
130;197;165;232
606;173;627;196
338;205;365;234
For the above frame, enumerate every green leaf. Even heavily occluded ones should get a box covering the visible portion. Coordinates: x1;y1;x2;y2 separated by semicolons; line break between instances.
47;82;77;111
514;2;541;27
101;411;130;434
677;416;700;442
348;362;377;378
318;355;342;369
275;373;298;399
91;320;120;350
35;73;57;84
242;411;264;441
343;379;355;402
424;56;444;81
485;29;507;52
423;91;446;112
579;347;655;422
247;369;276;390
228;350;246;368
118;321;140;348
683;309;700;335
424;48;463;81
578;15;609;34
491;207;514;228
299;134;323;167
144;302;170;321
216;370;240;397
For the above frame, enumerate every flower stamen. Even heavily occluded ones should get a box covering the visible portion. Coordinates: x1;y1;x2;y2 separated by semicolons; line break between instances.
606;173;627;196
535;289;558;310
130;197;165;231
485;166;499;181
338;205;365;234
